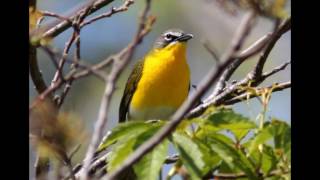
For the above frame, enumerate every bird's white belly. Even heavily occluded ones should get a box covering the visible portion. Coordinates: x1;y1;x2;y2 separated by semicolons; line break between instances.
128;105;176;121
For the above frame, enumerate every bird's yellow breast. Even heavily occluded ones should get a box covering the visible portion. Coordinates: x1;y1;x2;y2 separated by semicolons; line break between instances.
129;42;190;120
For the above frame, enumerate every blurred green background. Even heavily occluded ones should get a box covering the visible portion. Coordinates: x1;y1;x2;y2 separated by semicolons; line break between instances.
29;0;290;179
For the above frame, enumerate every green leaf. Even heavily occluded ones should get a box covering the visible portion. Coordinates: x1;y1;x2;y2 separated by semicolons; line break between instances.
172;132;210;179
203;108;257;141
248;120;291;155
196;127;235;146
107;125;161;172
133;139;169;180
272;120;291;151
98;121;157;152
261;145;278;175
207;136;259;180
248;124;273;155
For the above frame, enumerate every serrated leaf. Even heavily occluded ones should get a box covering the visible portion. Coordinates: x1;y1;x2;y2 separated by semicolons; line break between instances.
133;139;169;180
98;121;154;152
207;136;259;180
204;108;257;141
107;125;161;172
172;132;208;179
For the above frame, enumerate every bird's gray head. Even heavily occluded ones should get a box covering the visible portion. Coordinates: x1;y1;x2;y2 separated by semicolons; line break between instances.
153;29;193;49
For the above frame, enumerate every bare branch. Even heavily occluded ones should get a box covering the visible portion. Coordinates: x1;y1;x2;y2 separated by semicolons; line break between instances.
51;32;76;86
30;0;131;46
36;16;45;28
29;45;50;95
56;15;83;107
251;18;291;79
202;40;220;63
261;61;291;80
29;54;111;110
224;81;291;105
210;12;257;97
41;11;73;23
79;0;155;178
103;10;257;180
40;46;64;82
81;0;134;27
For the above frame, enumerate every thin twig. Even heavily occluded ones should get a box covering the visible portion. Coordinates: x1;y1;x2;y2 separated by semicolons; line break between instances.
41;46;64;81
103;10;257;180
79;0;154;179
69;144;82;160
29;54;112;110
202;41;220;63
80;0;134;27
29;45;50;95
251;18;291;79
261;61;291;80
36;16;45;28
210;12;257;97
224;81;291;105
41;11;73;23
56;16;83;107
51;32;76;86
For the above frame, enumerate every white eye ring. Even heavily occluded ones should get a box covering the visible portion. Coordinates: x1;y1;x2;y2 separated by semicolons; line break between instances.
164;33;173;41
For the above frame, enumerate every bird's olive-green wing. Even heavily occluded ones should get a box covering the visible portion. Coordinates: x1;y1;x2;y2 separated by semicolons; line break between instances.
119;60;144;122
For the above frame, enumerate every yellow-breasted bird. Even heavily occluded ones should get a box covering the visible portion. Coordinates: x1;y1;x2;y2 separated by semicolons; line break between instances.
119;29;193;122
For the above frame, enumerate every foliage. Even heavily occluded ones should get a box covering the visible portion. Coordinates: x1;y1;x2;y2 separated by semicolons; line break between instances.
99;107;291;179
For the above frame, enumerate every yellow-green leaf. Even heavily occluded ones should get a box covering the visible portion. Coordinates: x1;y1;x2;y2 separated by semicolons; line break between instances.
133;139;169;180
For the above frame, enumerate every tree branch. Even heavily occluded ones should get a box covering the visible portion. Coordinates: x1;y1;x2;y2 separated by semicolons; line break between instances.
79;0;155;179
202;41;220;63
29;45;50;95
30;0;136;47
210;12;257;97
224;81;291;105
251;18;291;79
260;61;291;80
80;0;134;27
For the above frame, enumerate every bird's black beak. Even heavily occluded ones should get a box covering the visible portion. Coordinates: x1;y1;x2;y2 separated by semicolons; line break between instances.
176;33;193;42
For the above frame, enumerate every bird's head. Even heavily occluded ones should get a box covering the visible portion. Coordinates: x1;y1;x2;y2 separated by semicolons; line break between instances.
153;29;193;50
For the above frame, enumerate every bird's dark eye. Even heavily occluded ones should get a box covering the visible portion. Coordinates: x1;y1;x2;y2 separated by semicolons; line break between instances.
164;33;174;41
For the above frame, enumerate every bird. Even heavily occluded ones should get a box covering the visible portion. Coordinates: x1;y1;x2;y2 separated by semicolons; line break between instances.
119;29;193;122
